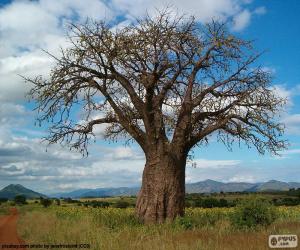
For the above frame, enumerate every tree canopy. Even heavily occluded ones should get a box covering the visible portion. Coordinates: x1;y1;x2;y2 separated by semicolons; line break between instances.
27;12;286;156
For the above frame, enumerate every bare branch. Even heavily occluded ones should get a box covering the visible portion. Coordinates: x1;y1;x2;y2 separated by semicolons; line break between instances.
26;11;287;157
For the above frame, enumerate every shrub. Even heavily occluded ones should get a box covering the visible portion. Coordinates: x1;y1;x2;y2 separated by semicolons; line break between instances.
40;197;52;208
231;197;278;229
0;198;8;203
63;198;79;203
92;201;110;208
14;195;27;205
114;201;130;208
219;198;228;207
174;216;194;230
185;200;193;208
203;198;222;208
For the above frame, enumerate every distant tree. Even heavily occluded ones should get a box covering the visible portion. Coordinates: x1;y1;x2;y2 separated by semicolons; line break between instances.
0;198;8;204
40;197;52;208
27;10;287;223
114;200;130;208
55;199;61;206
63;198;78;203
14;195;27;205
89;201;110;208
203;198;219;208
219;198;228;207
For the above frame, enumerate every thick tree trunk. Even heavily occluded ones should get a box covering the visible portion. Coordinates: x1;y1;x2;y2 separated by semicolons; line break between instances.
135;148;186;223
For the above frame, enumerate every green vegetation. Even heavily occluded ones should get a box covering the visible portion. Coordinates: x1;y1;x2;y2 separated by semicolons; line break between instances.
55;199;60;206
14;195;27;205
113;200;131;208
185;190;300;208
12;203;300;250
40;197;52;208
0;198;8;204
0;193;299;250
230;198;278;229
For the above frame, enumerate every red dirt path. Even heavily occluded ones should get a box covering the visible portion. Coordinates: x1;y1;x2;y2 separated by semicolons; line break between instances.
0;207;26;249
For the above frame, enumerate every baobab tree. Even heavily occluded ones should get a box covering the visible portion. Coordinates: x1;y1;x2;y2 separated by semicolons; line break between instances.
27;11;286;223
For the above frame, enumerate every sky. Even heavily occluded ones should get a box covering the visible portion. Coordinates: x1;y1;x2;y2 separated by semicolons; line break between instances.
0;0;299;194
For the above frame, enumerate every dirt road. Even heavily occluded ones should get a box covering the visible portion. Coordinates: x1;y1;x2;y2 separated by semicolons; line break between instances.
0;207;26;249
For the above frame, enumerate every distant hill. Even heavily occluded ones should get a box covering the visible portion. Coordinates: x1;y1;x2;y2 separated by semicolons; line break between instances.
49;180;300;198
0;184;47;199
52;187;139;198
247;180;293;192
186;179;257;193
51;188;94;198
288;182;300;189
83;187;139;197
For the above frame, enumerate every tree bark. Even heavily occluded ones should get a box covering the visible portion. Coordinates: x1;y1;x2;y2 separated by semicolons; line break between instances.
135;147;186;223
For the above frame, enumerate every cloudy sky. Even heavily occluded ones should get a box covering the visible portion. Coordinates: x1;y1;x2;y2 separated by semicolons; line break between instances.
0;0;299;194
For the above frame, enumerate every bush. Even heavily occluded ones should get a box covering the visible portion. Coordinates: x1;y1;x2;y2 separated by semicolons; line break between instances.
219;198;228;207
92;201;110;208
40;197;52;208
193;198;229;208
63;198;79;203
231;197;278;229
114;201;130;208
14;195;27;205
185;200;193;208
174;217;194;230
0;198;8;203
202;198;220;208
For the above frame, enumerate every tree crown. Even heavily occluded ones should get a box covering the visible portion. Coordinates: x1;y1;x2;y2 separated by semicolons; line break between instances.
27;11;287;156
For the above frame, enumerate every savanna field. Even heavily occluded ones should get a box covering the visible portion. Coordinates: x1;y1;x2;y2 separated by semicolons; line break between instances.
1;197;300;250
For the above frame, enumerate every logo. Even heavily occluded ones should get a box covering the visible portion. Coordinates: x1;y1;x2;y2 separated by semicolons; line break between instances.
269;235;298;248
270;237;278;246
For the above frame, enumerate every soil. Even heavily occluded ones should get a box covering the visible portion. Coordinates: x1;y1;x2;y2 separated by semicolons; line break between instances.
0;207;26;249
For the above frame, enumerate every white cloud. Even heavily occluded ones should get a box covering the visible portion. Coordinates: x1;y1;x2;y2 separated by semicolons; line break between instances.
111;0;253;24
228;175;256;183
282;114;300;135
0;0;112;102
271;84;293;109
261;66;276;74
0;53;56;101
254;6;266;15
273;85;292;100
40;0;113;21
232;9;251;31
0;1;60;56
0;102;27;124
283;148;300;155
232;5;267;31
270;84;300;135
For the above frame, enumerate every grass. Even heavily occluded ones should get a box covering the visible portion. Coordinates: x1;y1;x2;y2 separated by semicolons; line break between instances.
0;202;10;215
9;203;300;250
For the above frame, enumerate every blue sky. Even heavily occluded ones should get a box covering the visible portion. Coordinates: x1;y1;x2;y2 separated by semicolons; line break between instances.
0;0;299;194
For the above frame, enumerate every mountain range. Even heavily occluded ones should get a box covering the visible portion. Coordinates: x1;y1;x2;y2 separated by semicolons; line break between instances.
1;180;299;199
50;179;300;198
